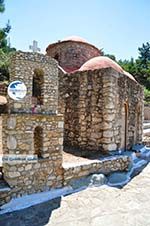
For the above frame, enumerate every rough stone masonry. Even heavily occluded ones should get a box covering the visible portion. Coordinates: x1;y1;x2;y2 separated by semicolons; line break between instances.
0;45;142;207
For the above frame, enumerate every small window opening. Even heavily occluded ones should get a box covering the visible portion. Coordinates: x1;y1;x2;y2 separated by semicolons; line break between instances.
32;69;44;105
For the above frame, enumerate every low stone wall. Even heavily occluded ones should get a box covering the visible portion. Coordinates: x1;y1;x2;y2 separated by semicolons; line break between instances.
0;155;130;206
0;189;11;206
63;155;130;185
0;158;63;206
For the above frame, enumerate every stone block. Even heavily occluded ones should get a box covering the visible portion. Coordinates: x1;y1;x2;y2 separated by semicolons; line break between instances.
103;131;113;138
103;143;117;151
7;171;20;178
25;164;32;171
58;121;64;128
7;135;17;149
7;117;16;129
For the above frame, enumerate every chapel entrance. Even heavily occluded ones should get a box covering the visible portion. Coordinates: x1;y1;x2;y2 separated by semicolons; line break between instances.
134;104;141;143
120;102;128;150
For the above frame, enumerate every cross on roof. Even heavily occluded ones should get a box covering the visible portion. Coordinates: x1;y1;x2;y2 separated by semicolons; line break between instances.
29;40;41;53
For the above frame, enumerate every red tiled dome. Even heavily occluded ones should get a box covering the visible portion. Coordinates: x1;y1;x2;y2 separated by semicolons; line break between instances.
79;56;124;73
63;36;87;43
79;56;136;81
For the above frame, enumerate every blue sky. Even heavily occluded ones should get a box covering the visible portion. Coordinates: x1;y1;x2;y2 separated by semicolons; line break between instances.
0;0;150;60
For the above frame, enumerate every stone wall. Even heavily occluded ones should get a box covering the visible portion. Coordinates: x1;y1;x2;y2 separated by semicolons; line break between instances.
2;114;64;156
8;51;58;114
46;41;101;73
0;114;64;205
63;156;130;185
0;51;64;206
116;73;143;148
59;68;143;152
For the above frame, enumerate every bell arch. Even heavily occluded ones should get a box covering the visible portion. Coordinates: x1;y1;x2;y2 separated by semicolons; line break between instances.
32;68;44;105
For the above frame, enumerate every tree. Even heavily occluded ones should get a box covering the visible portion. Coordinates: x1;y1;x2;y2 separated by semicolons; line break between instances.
0;0;15;81
117;42;150;104
138;42;150;69
0;20;11;51
0;0;11;52
0;0;5;13
104;54;116;61
118;58;136;75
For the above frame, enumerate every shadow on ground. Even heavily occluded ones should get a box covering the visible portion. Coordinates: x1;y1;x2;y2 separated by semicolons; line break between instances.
0;197;61;226
64;145;108;159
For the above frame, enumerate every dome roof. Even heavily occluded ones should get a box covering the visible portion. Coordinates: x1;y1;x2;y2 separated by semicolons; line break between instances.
46;35;101;56
79;56;124;73
79;56;136;81
63;36;87;43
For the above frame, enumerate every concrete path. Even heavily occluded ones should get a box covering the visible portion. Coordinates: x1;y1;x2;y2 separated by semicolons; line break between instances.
0;164;150;226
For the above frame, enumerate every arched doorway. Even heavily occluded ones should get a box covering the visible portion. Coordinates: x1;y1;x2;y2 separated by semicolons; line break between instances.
34;126;43;158
134;104;141;143
120;102;128;150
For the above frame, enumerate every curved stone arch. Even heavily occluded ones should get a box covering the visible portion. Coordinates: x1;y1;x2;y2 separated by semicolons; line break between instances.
32;68;44;106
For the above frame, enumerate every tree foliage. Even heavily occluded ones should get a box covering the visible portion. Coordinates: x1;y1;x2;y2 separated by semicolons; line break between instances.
118;43;150;91
104;54;116;61
138;42;150;69
0;0;15;81
0;0;5;13
144;88;150;104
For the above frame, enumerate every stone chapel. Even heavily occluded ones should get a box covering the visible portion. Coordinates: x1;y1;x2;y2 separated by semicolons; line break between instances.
0;35;143;206
47;36;144;152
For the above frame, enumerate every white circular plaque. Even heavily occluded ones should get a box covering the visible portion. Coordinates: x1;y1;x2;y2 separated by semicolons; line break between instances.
8;81;27;101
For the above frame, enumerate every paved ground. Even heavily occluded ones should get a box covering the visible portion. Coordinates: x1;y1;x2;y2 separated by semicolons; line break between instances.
0;163;150;226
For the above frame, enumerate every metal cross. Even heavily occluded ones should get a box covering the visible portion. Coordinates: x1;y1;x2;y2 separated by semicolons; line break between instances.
29;40;41;53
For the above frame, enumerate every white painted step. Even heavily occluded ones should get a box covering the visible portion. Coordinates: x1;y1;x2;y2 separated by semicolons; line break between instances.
143;128;150;136
143;122;150;130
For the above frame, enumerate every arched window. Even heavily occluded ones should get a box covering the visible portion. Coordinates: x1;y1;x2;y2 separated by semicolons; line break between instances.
34;126;43;158
32;68;44;105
